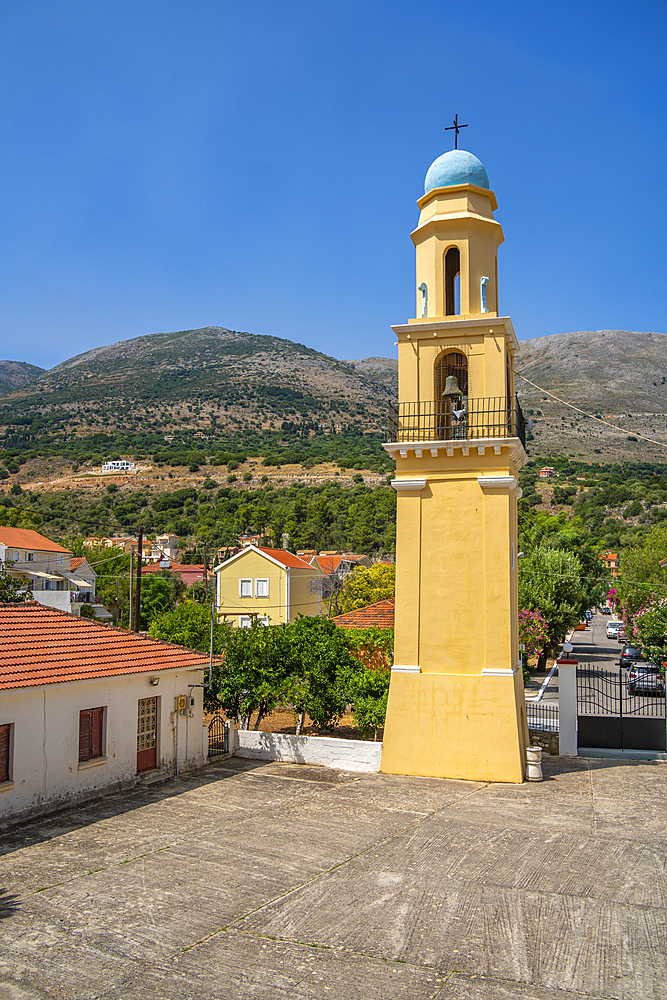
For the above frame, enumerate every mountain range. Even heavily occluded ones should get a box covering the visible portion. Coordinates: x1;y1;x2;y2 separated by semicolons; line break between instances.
1;326;666;464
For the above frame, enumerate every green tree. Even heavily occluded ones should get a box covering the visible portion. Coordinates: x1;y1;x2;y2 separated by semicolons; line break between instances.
0;565;31;603
285;616;355;733
632;598;667;667
138;571;186;630
337;564;395;614
518;547;586;646
217;621;291;730
347;664;390;740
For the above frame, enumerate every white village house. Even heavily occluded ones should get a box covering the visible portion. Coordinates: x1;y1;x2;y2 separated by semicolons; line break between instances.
0;602;210;823
0;527;109;618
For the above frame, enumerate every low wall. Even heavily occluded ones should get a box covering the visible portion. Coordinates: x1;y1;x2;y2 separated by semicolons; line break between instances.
232;729;383;772
528;729;559;755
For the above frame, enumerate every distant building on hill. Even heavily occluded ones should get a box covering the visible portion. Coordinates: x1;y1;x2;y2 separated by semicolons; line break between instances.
599;551;619;578
538;466;556;478
101;460;135;472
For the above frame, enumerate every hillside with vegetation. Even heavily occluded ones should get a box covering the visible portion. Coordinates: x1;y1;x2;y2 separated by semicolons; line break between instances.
0;326;397;475
0;360;44;395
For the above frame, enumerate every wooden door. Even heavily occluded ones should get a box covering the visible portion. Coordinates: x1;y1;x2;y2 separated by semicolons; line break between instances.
137;697;157;772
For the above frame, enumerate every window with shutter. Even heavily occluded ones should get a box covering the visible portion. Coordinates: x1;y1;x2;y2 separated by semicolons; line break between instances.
79;708;104;762
0;725;11;784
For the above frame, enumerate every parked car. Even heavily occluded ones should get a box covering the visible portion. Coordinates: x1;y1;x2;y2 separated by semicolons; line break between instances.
601;606;612;615
619;645;645;670
606;621;623;639
585;610;593;622
617;629;626;643
627;662;665;697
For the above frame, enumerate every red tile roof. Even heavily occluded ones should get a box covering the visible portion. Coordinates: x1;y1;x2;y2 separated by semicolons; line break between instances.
0;528;72;555
333;599;395;629
142;563;205;573
311;554;346;575
253;546;313;569
70;557;86;570
0;602;210;690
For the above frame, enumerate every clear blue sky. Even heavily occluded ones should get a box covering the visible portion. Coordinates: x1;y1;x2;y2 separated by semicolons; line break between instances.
0;0;665;370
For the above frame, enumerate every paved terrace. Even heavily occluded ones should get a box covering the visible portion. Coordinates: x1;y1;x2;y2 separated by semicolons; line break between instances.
0;753;665;999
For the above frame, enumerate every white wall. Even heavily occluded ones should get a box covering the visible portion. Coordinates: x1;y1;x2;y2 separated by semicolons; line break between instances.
0;667;205;824
233;730;383;772
32;590;71;612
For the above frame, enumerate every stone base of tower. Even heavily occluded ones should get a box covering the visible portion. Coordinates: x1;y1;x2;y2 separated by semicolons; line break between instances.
380;670;527;783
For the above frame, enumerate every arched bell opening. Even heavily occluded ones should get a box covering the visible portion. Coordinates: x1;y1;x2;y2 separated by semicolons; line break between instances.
435;351;468;441
444;246;461;316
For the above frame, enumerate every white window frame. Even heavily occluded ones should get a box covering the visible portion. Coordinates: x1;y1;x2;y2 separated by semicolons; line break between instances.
255;578;269;598
259;616;269;627
12;550;20;562
25;552;35;562
239;616;252;628
56;555;64;566
239;578;252;598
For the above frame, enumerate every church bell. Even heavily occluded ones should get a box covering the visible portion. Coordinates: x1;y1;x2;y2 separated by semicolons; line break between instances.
442;375;463;398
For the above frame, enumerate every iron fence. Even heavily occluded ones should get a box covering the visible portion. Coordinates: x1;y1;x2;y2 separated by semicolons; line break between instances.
387;395;526;448
526;701;559;733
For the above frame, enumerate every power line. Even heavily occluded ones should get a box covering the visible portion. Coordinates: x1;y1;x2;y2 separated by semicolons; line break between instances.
514;369;667;451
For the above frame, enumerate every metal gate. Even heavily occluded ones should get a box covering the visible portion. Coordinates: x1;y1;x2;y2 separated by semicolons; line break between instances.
208;715;228;757
577;665;666;751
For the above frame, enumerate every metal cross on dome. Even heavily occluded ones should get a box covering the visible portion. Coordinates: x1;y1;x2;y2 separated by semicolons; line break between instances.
445;114;468;149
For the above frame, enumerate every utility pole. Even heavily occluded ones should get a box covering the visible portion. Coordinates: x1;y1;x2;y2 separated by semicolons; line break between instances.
134;528;143;632
128;551;134;631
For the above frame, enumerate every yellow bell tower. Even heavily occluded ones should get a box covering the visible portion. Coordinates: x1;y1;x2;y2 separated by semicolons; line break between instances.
380;148;530;784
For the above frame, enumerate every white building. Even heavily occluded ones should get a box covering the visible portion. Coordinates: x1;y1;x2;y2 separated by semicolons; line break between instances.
0;602;210;824
101;460;135;472
0;527;74;612
69;556;112;620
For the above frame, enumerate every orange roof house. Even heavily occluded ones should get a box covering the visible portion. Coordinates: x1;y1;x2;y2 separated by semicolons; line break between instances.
0;528;74;613
0;527;71;555
333;599;395;630
214;545;322;625
599;551;619;578
0;602;210;823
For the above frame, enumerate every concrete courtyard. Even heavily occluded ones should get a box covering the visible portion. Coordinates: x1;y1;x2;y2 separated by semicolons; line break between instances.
0;752;664;999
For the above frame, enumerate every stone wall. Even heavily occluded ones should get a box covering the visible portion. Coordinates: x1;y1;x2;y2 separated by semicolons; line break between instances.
528;729;559;755
232;729;383;772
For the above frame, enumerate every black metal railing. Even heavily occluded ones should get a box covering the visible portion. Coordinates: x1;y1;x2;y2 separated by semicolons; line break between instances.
526;701;559;733
387;395;526;448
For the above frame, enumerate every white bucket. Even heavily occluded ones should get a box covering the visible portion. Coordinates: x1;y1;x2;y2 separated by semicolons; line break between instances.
525;745;543;782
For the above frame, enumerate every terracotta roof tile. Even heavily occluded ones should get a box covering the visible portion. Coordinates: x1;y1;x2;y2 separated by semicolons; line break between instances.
254;547;314;569
311;555;346;575
0;528;72;555
0;602;209;690
70;557;86;570
333;599;395;629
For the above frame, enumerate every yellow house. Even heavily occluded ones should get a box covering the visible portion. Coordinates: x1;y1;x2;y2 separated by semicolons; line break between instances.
214;545;323;626
379;147;529;784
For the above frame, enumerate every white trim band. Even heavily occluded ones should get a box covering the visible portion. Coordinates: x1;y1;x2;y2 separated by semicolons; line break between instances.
390;479;427;492
392;664;421;673
477;475;517;490
482;667;517;676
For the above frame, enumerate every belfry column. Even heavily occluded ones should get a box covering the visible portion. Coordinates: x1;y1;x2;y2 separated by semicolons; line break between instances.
380;148;529;783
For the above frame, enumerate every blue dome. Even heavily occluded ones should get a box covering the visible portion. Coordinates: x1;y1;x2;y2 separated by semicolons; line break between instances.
424;149;489;194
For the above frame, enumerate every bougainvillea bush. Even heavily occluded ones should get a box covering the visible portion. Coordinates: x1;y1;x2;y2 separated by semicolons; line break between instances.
518;609;550;656
632;599;667;669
